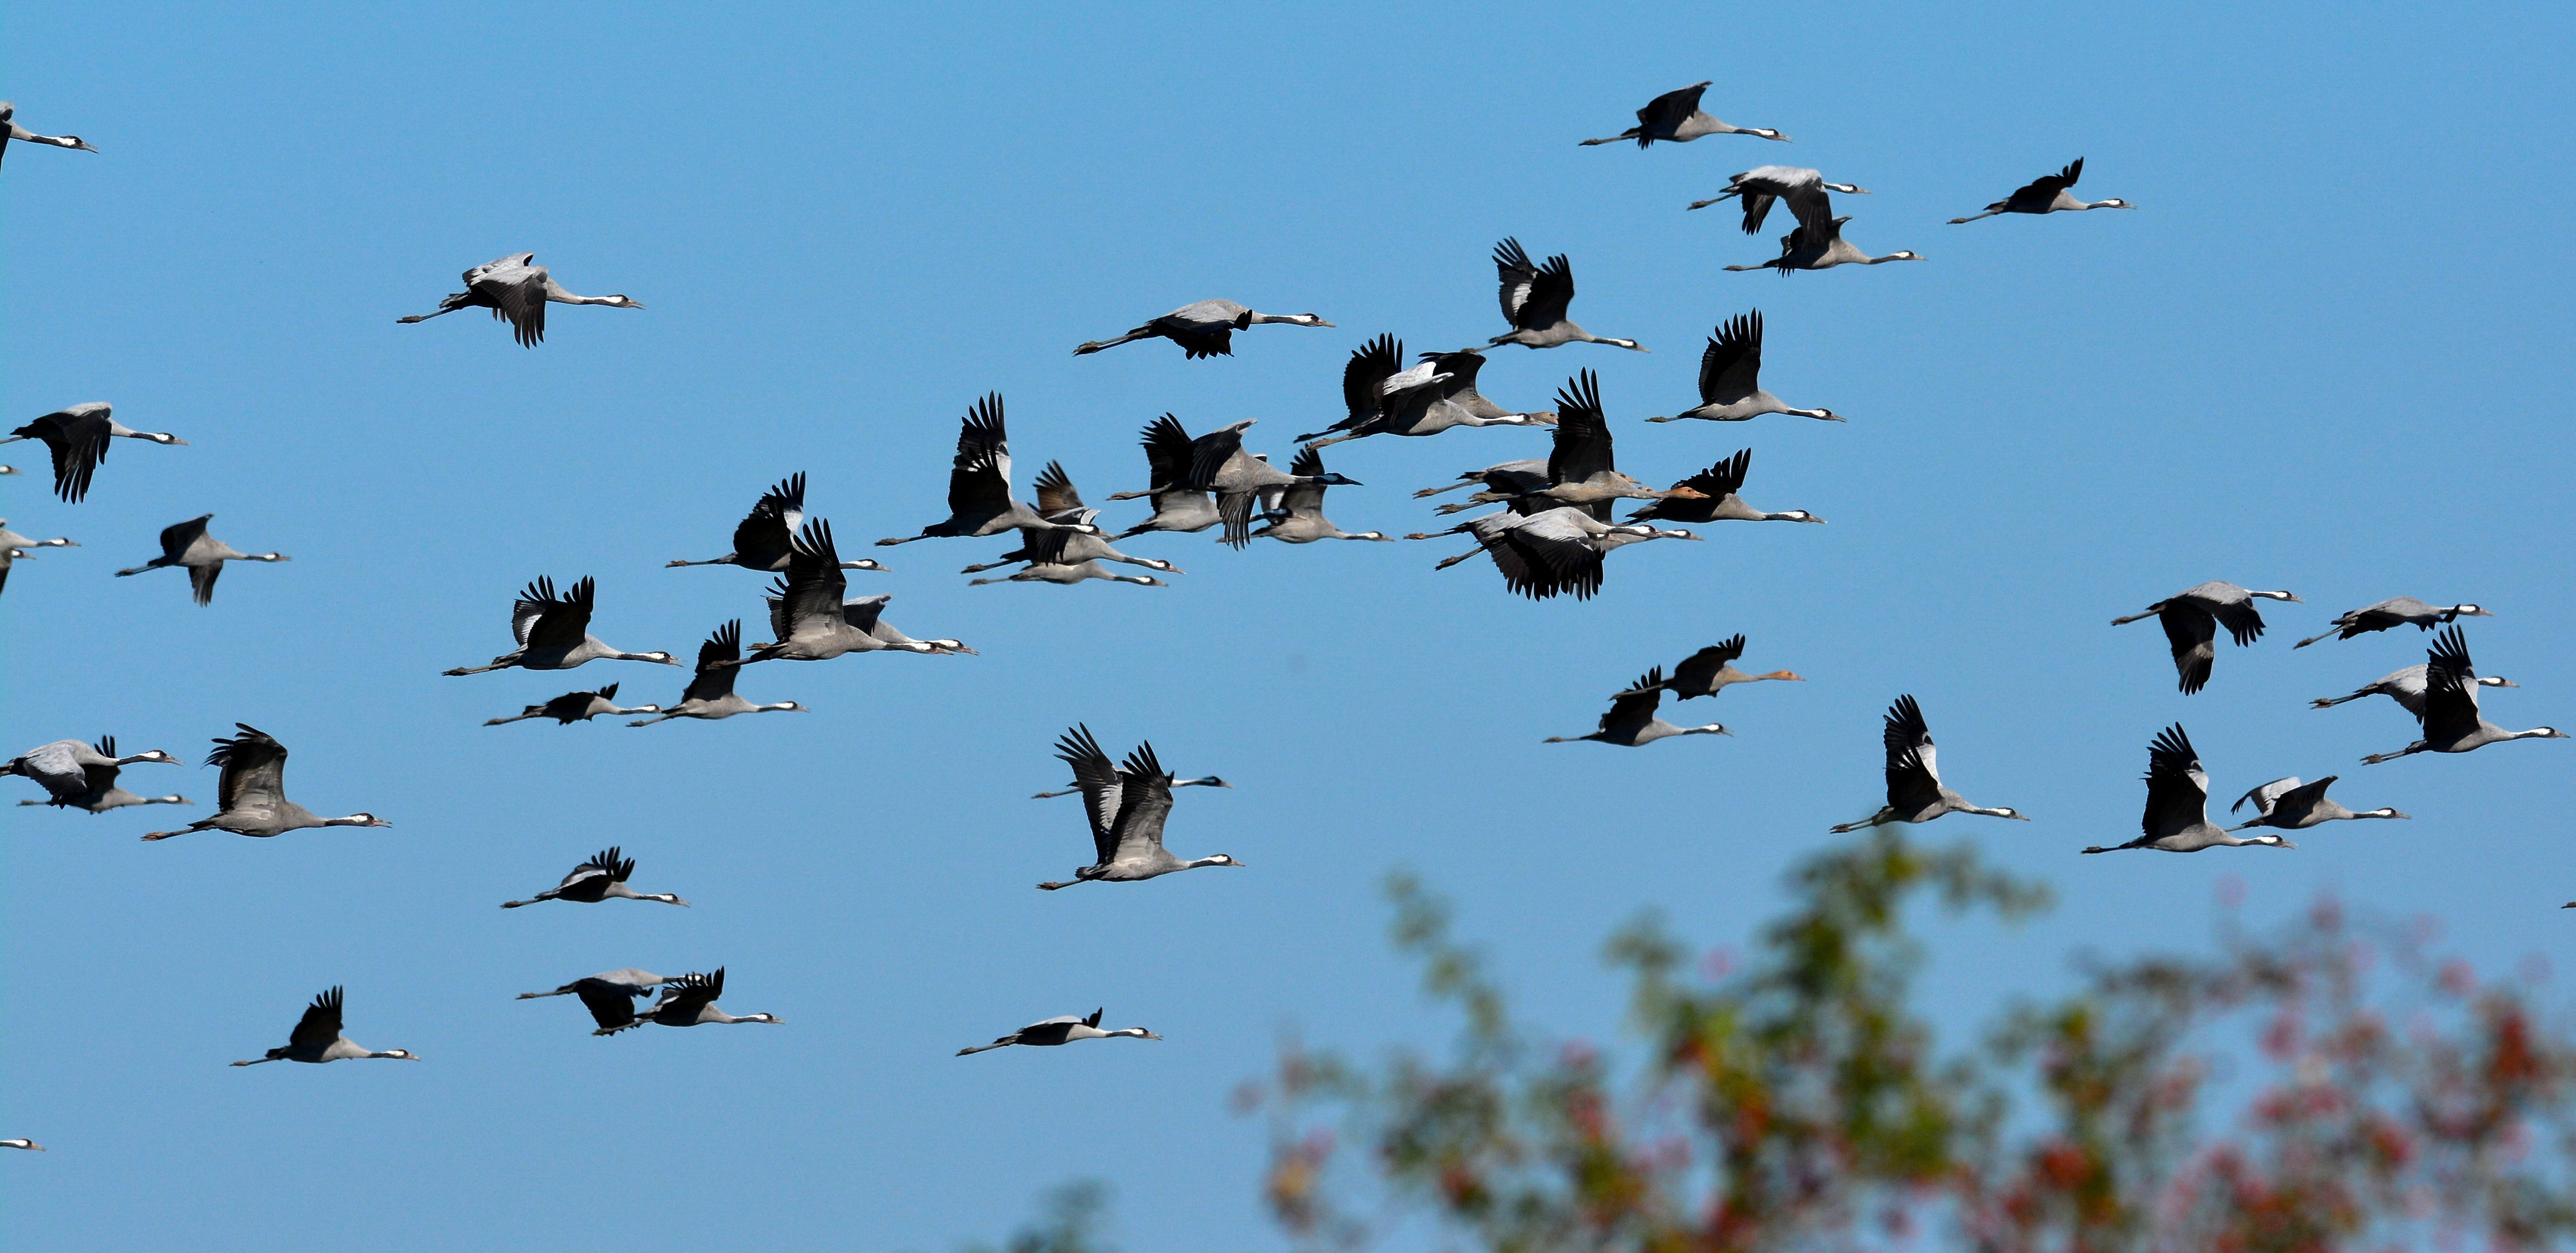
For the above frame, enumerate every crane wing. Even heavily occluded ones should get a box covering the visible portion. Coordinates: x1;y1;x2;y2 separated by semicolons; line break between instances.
2419;626;2481;740
208;724;289;815
779;521;852;634
1033;461;1085;518
2142;725;2208;839
1109;742;1176;860
1882;696;1942;811
1698;312;1765;404
735;472;805;561
514;576;597;649
1601;669;1665;731
1138;415;1194;487
946;394;1014;516
679;621;742;704
1547;372;1616;488
1669;636;1749;694
2158;605;2218;695
289;986;345;1050
1054;725;1125;866
1493;237;1539;326
2230;777;2301;816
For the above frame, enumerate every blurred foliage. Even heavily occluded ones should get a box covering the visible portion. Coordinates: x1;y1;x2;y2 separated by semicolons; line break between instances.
1249;830;2576;1252
961;1181;1116;1253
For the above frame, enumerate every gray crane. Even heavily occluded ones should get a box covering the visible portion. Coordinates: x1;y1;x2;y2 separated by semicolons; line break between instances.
629;620;807;724
962;462;1183;575
1175;420;1359;548
519;969;675;1037
1107;415;1224;539
1488;239;1647;351
1253;447;1391;543
2229;777;2407;832
1646;313;1842;423
2084;726;2290;853
140;725;389;841
1411;505;1699;602
957;1007;1164;1055
1417;459;1551;516
0;519;76;600
395;253;643;346
970;556;1167;587
747;521;973;660
484;682;662;726
878;395;1102;546
1578;82;1787;145
230;987;419;1066
628;969;782;1030
668;472;889;574
2294;598;2491;648
1034;772;1230;799
2363;627;2568;764
1074;299;1332;357
442;575;680;675
1;101;98;168
2313;664;2516;714
1949;159;2134;223
1726;197;1924;273
2111;581;2301;694
1038;726;1245;890
1295;337;1550;448
8;735;184;812
1477;372;1703;516
4;403;187;503
1545;669;1729;746
114;514;288;605
1688;166;1866;233
1831;696;2030;832
502;847;689;909
1626;449;1825;525
1629;636;1804;701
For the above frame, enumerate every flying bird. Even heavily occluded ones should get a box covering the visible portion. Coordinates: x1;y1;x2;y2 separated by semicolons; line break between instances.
630;969;782;1030
1106;415;1224;539
2362;627;2568;764
1038;726;1245;890
1544;669;1729;746
1578;82;1787;146
668;473;888;574
962;462;1184;575
2228;777;2407;832
877;395;1102;546
750;521;974;659
957;1007;1163;1055
1296;337;1549;448
7;735;181;811
1624;449;1825;525
395;253;643;346
2311;664;2516;715
1948;158;2134;223
114;514;288;605
501;847;688;909
1646;313;1841;423
3;403;186;503
1726;198;1923;273
1830;696;2029;832
483;683;661;726
1411;506;1698;601
1252;447;1392;543
230;987;419;1066
1;101;98;168
1174;420;1359;548
2294;598;2491;648
628;620;808;724
1687;166;1866;233
1073;299;1332;358
1488;238;1647;351
442;576;679;675
518;970;676;1037
1627;636;1803;701
0;518;78;600
2083;726;2290;853
2110;581;2300;694
140;725;389;841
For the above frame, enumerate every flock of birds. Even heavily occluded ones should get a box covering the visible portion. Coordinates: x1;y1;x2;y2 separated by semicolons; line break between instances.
0;79;2562;1153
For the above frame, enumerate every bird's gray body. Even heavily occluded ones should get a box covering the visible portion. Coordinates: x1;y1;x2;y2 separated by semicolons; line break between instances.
2362;627;2567;764
753;522;972;659
1414;505;1697;601
2295;597;2489;648
2228;777;2406;832
443;575;679;675
1;403;186;504
630;620;805;723
2084;726;2289;853
520;970;677;1036
2312;664;2516;715
140;725;389;841
395;253;643;347
1647;312;1841;423
1109;415;1226;539
1488;238;1647;350
1546;668;1729;746
879;395;1101;545
628;969;782;1030
956;1007;1162;1055
485;683;660;726
1632;635;1804;701
232;987;418;1066
1688;167;1867;234
669;472;888;574
1948;159;2133;223
1578;82;1787;146
965;462;1183;575
2110;581;2300;695
1626;449;1824;525
501;847;688;909
1073;300;1332;359
1297;339;1548;448
1726;200;1923;273
1038;727;1244;890
7;735;180;808
1253;446;1390;543
0;520;76;599
1831;695;2028;832
113;514;287;606
1177;421;1358;548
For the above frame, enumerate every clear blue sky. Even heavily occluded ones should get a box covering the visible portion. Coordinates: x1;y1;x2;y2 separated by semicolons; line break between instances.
4;4;2572;1249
